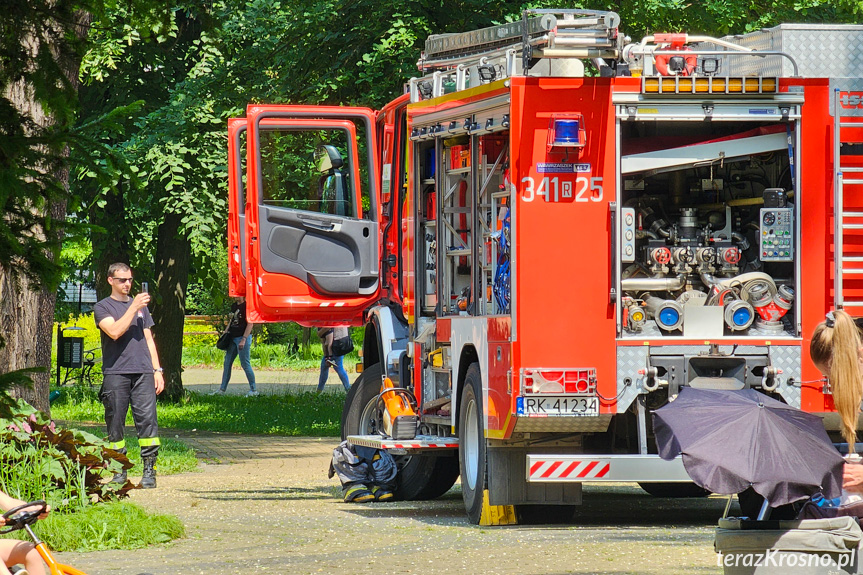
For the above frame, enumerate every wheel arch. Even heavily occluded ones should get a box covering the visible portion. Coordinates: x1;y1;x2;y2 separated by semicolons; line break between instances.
366;305;410;383
362;321;380;369
455;345;480;432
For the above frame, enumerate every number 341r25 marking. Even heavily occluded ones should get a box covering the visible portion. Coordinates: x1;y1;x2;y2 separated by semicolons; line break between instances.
521;176;603;203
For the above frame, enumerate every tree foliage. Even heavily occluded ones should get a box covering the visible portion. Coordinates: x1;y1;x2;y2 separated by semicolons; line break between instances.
4;0;862;403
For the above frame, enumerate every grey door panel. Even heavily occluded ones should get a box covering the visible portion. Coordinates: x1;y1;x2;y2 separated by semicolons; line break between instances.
260;206;379;296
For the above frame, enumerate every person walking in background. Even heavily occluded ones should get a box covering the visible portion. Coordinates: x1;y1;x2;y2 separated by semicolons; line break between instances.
317;326;351;392
94;262;163;489
216;296;257;396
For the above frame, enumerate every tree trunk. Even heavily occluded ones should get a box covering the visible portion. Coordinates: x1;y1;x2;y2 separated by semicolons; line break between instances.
91;187;131;300
23;194;69;414
0;271;45;410
151;211;191;402
1;11;90;415
302;327;313;360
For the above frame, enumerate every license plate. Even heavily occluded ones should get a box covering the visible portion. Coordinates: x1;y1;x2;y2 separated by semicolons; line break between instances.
517;395;599;417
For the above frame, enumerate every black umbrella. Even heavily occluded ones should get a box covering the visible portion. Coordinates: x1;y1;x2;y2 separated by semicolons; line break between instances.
653;387;844;509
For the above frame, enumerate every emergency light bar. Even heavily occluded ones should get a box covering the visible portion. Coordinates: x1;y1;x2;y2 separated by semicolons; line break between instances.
642;76;778;94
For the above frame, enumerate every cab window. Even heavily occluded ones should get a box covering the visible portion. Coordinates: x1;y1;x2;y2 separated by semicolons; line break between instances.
259;127;369;218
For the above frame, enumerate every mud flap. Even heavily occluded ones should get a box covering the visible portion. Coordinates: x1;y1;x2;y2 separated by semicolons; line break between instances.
478;490;517;526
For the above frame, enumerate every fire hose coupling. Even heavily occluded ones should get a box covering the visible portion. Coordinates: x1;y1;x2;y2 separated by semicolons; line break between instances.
627;304;647;330
655;300;683;331
751;284;795;322
723;300;755;331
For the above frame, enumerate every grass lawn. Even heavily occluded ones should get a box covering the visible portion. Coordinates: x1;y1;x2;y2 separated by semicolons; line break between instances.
11;501;185;552
54;389;345;437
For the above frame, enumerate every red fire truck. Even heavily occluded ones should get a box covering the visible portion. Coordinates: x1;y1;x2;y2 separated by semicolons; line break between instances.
228;12;863;524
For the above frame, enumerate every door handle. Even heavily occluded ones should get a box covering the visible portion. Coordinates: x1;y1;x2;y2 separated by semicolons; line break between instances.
298;216;337;232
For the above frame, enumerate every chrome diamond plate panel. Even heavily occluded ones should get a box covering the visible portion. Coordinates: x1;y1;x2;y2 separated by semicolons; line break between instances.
617;346;649;413
513;415;612;433
769;344;802;408
721;24;863;80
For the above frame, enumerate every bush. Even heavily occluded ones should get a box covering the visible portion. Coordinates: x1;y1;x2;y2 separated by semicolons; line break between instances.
0;401;133;515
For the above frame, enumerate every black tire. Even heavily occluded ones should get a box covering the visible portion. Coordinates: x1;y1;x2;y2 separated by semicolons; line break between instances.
459;363;486;524
638;482;711;498
342;363;458;501
414;455;460;500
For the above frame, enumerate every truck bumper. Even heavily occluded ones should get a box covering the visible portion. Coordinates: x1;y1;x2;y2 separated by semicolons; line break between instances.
526;454;690;482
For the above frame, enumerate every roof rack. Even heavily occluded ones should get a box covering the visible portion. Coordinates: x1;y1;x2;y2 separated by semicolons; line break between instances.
420;9;620;72
410;10;621;102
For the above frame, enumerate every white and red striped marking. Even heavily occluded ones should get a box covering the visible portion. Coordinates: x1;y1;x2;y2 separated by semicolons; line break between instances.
379;441;459;449
529;459;611;481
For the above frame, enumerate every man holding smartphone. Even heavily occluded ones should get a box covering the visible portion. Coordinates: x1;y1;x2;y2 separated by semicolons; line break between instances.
94;262;164;489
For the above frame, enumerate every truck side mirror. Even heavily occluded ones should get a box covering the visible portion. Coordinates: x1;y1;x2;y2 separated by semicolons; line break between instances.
315;144;343;174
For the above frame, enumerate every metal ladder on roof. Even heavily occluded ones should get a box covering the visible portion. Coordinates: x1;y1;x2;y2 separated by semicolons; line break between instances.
833;88;863;310
410;9;620;102
419;9;620;72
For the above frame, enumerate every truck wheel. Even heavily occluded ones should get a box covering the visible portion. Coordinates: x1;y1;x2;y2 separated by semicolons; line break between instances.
413;455;459;500
342;363;457;501
459;363;486;524
638;482;710;498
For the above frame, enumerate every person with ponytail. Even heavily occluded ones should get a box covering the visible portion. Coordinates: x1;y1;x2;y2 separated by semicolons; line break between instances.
810;309;863;492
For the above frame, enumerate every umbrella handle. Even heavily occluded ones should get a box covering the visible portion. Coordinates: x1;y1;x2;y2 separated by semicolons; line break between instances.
757;498;771;520
723;496;734;518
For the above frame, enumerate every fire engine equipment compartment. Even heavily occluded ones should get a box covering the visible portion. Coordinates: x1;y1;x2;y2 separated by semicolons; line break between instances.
618;119;798;339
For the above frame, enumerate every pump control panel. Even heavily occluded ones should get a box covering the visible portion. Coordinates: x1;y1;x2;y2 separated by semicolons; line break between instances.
759;207;794;262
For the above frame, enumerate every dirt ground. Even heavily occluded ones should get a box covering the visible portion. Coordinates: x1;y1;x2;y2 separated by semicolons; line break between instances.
55;431;727;575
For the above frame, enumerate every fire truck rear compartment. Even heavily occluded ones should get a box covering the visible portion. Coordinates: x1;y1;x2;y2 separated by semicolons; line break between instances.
618;117;798;339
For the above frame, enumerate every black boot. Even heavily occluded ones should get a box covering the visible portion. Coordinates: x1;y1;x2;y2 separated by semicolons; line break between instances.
110;469;127;484
140;456;157;489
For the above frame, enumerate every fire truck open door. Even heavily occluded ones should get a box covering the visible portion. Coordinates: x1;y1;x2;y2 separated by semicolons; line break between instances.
227;117;247;297
244;105;381;324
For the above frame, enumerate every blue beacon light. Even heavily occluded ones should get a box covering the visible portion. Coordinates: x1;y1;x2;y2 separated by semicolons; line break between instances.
552;119;581;146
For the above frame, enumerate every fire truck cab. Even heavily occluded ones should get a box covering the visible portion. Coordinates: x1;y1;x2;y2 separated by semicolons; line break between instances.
229;13;863;524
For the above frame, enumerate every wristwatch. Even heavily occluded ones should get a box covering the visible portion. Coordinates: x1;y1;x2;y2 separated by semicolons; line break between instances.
154;367;164;373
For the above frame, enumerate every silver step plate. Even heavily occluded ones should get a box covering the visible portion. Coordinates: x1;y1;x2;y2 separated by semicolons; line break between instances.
347;434;459;454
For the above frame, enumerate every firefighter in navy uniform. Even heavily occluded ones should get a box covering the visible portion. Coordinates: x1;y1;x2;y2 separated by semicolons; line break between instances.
94;262;164;489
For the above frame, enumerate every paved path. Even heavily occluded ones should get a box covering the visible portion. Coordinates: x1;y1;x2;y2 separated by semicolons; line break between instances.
182;366;359;396
53;369;724;575
54;427;725;575
165;428;330;463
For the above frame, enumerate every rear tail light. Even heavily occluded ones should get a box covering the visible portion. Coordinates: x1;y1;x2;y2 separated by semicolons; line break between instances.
521;368;597;394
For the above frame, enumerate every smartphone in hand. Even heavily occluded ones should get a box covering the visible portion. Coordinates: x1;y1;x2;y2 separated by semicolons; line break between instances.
138;282;148;318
